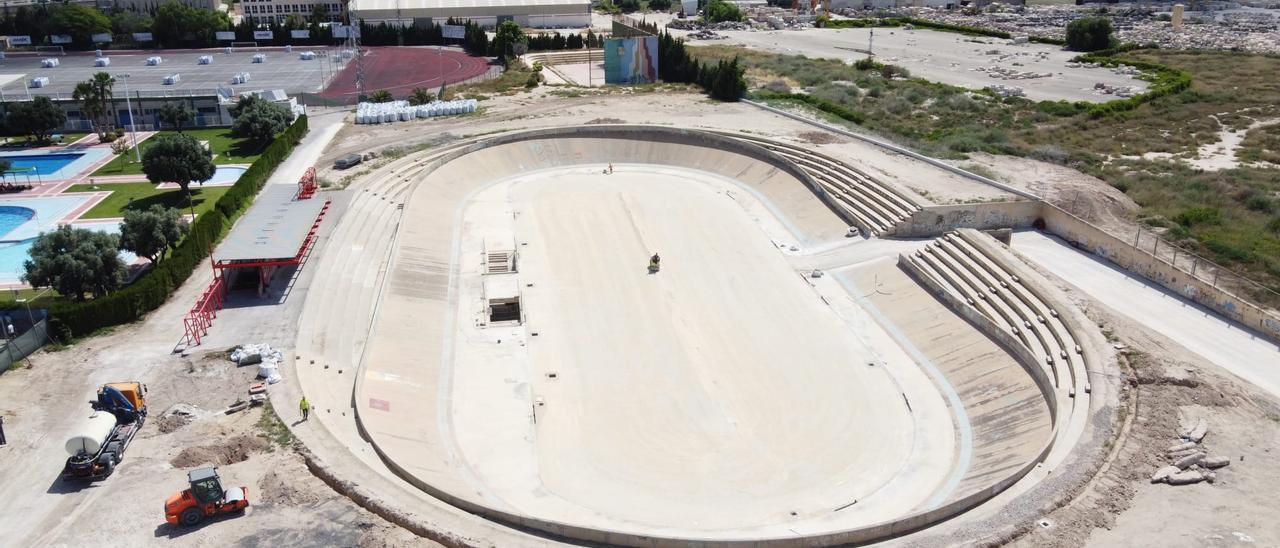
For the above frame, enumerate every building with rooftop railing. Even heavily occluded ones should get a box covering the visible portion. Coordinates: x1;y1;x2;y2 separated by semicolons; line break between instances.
349;0;591;29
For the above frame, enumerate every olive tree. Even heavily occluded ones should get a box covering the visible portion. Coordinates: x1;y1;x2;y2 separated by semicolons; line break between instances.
141;133;215;196
23;226;124;300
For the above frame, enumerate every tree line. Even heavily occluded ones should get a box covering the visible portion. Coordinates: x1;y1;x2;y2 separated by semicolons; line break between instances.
656;31;746;101
0;0;346;50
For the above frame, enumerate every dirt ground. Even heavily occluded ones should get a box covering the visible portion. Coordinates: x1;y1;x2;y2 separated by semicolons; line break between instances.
0;336;431;548
1010;257;1280;548
960;152;1140;234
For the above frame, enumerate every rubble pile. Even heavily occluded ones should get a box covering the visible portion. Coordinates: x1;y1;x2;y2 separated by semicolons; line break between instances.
1150;417;1233;487
1093;81;1141;98
687;30;727;40
668;19;753;31
976;65;1053;80
987;84;1025;98
846;5;1280;55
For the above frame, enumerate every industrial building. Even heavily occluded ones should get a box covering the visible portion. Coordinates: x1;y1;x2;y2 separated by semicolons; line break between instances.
239;0;347;24
348;0;591;29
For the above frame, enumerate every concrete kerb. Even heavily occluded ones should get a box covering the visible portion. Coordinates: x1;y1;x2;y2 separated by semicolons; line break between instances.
341;125;1081;547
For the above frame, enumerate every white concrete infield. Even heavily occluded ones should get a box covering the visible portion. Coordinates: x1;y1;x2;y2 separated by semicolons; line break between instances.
447;166;955;535
332;126;1068;545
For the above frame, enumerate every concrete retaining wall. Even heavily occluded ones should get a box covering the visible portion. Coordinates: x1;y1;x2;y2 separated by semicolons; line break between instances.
1041;205;1280;344
888;198;1280;345
895;201;1042;238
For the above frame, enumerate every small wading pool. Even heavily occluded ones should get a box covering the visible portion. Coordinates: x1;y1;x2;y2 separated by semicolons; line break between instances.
0;206;36;240
207;166;247;184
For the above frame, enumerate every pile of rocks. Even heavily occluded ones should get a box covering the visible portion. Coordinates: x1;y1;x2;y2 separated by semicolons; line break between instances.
688;29;727;40
987;84;1025;98
1150;417;1231;486
977;65;1053;80
668;19;753;31
870;5;1280;55
1093;82;1141;98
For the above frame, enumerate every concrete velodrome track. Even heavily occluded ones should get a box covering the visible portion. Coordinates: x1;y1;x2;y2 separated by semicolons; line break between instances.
296;125;1112;546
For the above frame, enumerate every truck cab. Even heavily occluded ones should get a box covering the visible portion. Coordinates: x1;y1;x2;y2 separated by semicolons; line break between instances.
62;382;148;481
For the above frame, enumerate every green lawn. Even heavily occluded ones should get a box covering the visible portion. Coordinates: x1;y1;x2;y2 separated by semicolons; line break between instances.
1;132;89;147
91;128;264;177
63;182;230;219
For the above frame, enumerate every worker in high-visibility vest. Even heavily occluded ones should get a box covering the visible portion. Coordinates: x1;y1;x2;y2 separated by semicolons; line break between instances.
299;396;311;421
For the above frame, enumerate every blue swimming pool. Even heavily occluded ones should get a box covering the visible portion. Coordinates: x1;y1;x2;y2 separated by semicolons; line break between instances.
208;166;247;184
0;206;35;240
3;153;84;176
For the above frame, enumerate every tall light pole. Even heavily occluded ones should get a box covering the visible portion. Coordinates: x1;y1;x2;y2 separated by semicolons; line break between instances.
120;73;141;163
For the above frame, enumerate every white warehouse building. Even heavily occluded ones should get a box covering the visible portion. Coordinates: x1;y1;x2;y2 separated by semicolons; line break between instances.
349;0;591;29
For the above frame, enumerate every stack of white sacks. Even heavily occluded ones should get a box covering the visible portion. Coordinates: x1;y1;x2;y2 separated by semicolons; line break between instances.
354;99;479;124
230;343;285;384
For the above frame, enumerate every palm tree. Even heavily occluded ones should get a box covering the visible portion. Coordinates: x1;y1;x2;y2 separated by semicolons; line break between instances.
408;87;433;106
369;90;393;103
72;72;116;139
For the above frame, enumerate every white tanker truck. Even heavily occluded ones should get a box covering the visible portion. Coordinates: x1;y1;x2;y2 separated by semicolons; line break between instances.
63;382;148;481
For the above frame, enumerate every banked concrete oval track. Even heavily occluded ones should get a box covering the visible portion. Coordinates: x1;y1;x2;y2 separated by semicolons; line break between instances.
334;125;1110;546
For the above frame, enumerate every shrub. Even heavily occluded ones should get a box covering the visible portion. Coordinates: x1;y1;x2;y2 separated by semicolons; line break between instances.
1174;207;1222;227
1245;195;1274;213
754;90;866;125
854;57;883;71
1066;17;1116;52
704;0;742;23
1029;144;1071;164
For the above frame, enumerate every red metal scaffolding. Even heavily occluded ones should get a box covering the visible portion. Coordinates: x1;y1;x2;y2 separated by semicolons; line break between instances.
296;167;318;200
182;269;226;347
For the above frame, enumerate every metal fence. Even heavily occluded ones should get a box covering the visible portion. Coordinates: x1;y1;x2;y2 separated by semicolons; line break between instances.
1128;225;1280;309
0;318;50;374
294;64;505;108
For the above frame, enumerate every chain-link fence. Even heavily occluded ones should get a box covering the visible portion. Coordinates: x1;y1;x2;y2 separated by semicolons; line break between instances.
0;317;50;374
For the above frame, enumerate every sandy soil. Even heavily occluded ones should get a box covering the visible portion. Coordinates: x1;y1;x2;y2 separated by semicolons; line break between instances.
1007;249;1280;548
960;152;1139;234
1124;116;1280;171
0;111;436;548
0;346;429;548
679;27;1146;103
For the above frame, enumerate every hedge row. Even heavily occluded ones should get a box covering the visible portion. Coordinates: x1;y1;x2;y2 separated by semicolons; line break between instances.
1073;48;1191;117
752;90;867;125
46;115;310;340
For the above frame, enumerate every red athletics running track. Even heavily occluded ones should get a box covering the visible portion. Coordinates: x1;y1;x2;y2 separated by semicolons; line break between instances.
320;46;492;99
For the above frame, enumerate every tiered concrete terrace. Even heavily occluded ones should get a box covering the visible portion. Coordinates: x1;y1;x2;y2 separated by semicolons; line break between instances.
296;125;1100;546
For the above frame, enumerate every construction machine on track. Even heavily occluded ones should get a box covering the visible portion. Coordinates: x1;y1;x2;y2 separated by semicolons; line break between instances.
165;467;250;526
